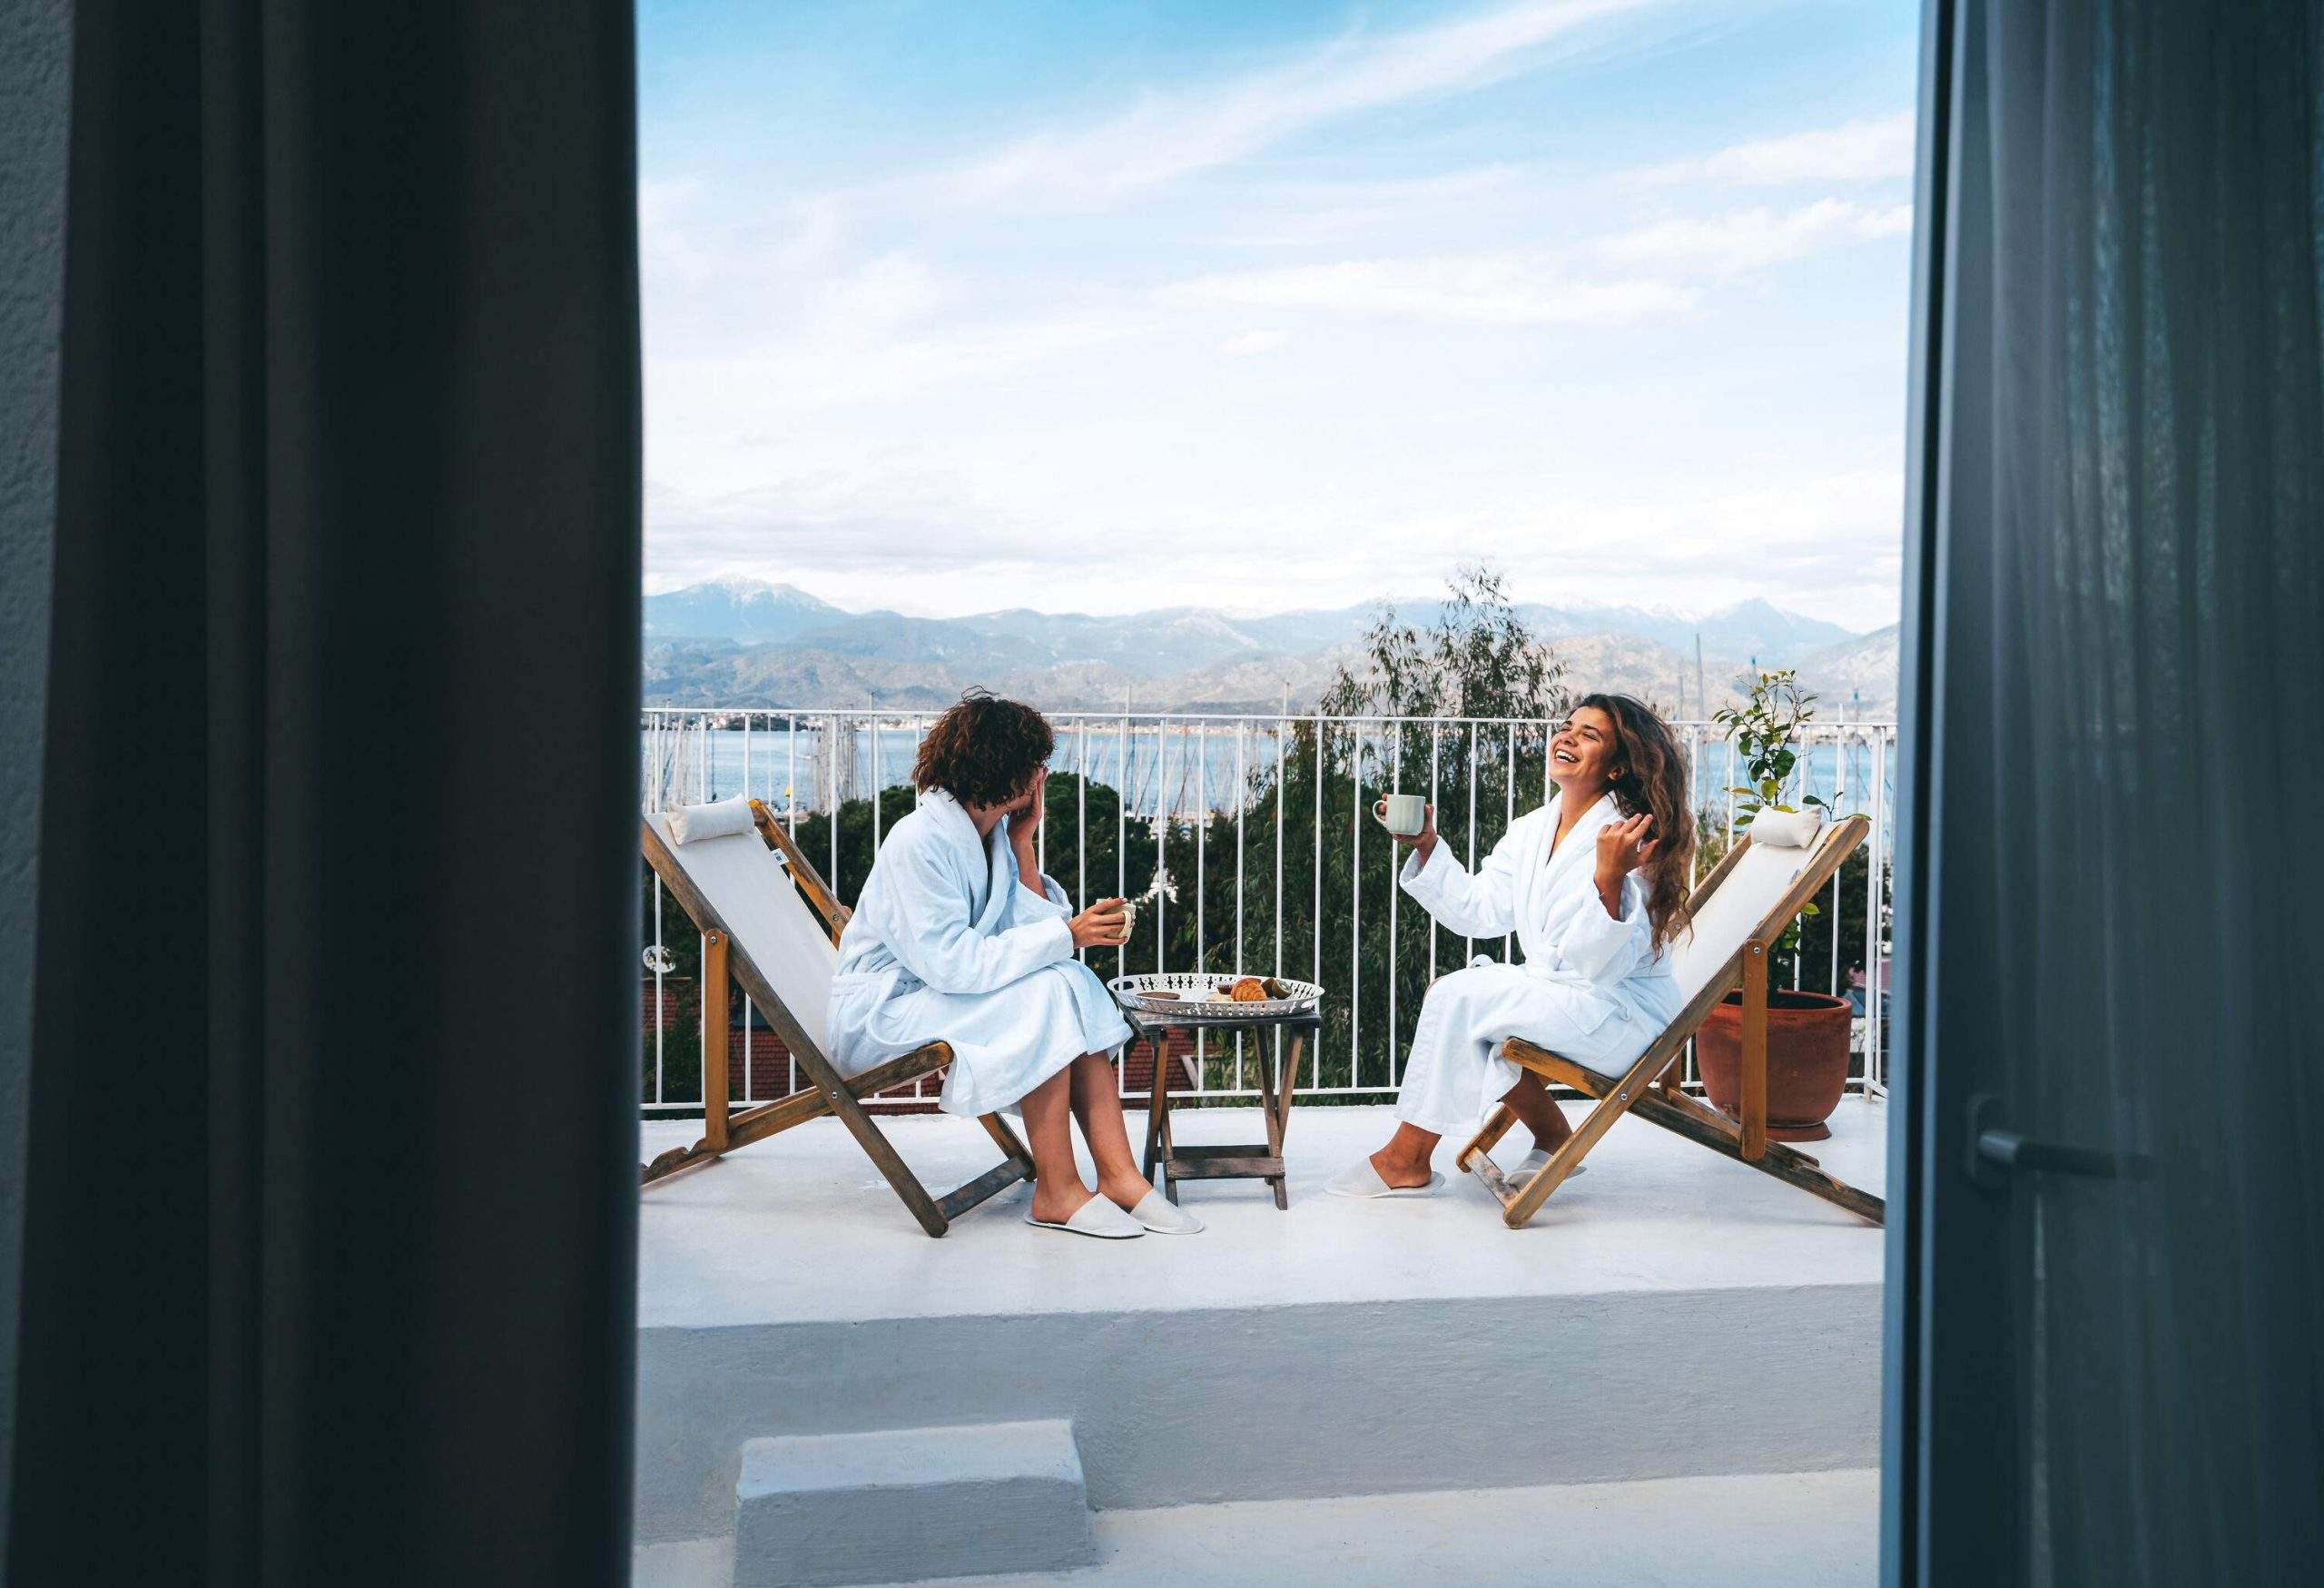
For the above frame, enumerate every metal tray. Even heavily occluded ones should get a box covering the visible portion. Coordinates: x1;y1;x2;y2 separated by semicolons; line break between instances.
1108;972;1324;1020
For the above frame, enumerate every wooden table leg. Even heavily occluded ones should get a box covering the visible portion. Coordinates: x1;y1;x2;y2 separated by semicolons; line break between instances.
1271;1031;1306;1208
1141;1026;1177;1202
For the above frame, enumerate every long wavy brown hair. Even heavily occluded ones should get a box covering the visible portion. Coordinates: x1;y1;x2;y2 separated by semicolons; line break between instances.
911;689;1055;810
1575;693;1695;950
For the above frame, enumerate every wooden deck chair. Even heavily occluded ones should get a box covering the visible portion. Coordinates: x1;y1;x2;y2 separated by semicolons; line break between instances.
638;797;1036;1238
1456;813;1886;1230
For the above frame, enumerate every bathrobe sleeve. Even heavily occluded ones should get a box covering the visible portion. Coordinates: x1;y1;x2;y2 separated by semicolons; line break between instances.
1547;869;1657;989
1003;864;1076;925
995;814;1076;925
1399;824;1522;939
880;839;1075;996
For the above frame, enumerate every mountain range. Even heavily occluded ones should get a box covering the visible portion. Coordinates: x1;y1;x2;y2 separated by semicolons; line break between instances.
642;577;1901;718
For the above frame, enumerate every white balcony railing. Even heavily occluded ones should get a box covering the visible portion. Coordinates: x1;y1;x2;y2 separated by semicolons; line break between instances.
640;707;1896;1114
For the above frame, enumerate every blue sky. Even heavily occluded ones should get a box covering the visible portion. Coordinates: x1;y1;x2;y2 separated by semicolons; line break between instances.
638;0;1919;631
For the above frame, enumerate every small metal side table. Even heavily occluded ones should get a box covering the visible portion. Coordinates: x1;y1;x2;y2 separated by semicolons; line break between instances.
1126;1006;1322;1210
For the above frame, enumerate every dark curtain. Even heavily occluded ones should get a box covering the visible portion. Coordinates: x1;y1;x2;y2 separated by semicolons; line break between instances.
1891;1;2324;1583
12;4;641;1583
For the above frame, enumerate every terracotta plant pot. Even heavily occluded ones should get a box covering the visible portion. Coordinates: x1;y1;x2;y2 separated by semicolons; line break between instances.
1694;988;1854;1141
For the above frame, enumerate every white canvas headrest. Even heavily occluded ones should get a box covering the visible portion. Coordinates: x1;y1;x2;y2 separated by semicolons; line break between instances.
1745;807;1825;849
667;796;756;845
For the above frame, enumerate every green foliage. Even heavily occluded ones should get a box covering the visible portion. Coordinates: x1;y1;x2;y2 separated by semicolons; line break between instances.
1316;563;1568;724
1712;668;1826;825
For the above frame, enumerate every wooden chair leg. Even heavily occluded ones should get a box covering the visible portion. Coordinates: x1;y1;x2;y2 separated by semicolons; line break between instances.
1739;939;1769;1162
1456;1103;1519;1172
790;1049;952;1237
1502;1036;1883;1225
980;1110;1035;1176
703;929;731;1155
936;1124;1036;1223
1499;1041;1673;1228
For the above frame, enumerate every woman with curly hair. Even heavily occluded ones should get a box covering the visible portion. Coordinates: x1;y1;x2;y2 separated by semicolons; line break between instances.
1328;694;1695;1199
828;691;1202;1238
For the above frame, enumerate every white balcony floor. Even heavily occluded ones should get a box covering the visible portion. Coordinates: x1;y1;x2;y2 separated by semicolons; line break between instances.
637;1095;1887;1331
635;1094;1887;1587
635;1466;1880;1588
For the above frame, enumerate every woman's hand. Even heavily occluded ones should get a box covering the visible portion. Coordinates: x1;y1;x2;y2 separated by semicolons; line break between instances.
1009;774;1046;855
1594;812;1659;881
1377;800;1439;863
1070;897;1129;950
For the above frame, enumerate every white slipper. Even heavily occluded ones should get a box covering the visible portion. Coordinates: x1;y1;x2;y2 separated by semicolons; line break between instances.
1324;1159;1444;1199
1503;1149;1585;1191
1128;1189;1205;1235
1027;1196;1145;1239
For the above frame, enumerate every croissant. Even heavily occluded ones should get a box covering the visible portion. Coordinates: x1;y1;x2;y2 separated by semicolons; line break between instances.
1226;976;1270;1002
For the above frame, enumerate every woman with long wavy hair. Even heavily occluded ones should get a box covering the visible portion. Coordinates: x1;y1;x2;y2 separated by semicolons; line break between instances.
1328;694;1696;1198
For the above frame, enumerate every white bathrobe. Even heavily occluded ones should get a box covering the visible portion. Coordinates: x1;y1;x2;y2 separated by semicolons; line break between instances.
826;789;1132;1118
1393;792;1683;1137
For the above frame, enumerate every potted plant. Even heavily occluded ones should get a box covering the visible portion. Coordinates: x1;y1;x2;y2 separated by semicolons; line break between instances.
1696;670;1853;1140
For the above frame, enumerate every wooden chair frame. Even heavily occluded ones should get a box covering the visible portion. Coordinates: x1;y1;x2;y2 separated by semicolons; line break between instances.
1454;814;1886;1230
639;799;1035;1238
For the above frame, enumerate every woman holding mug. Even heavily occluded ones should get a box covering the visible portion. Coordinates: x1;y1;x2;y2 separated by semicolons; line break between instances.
828;691;1202;1238
1328;695;1695;1198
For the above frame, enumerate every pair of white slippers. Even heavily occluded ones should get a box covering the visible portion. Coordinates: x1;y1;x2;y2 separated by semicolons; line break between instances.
1027;1189;1205;1238
1322;1149;1583;1199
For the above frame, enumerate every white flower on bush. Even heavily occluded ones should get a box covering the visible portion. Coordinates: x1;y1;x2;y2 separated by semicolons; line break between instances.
1138;813;1178;905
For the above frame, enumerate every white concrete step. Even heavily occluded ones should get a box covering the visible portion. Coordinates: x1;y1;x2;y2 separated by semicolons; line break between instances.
638;1467;1879;1587
730;1419;1098;1588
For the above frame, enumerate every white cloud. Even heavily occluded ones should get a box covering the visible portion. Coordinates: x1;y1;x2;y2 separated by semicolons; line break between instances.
1629;112;1917;187
1219;329;1293;356
1595;199;1912;274
650;311;1139;429
1197;164;1533;248
1168;255;1692;326
950;0;1669;208
818;249;945;329
772;193;848;271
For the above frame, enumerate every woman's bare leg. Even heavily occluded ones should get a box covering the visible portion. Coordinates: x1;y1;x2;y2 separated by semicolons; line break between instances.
1501;1070;1574;1154
1068;1050;1157;1209
1369;1122;1442;1189
1022;1065;1097;1225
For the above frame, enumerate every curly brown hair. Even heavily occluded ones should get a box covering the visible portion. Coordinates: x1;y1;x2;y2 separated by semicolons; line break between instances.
1576;693;1696;950
911;690;1055;810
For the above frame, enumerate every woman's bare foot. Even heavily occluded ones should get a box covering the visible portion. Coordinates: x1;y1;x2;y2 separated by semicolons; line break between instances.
1368;1146;1436;1190
1029;1182;1100;1225
1098;1170;1157;1212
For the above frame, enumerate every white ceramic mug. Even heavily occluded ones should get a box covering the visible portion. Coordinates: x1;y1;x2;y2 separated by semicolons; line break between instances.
1374;793;1426;836
1116;897;1138;942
